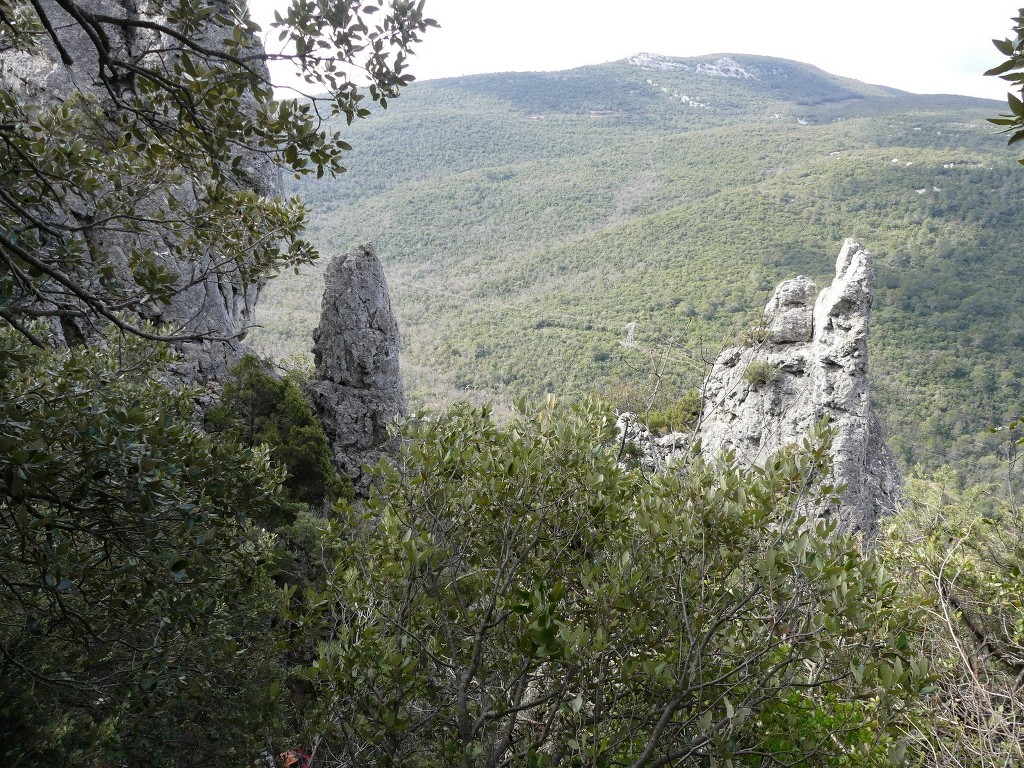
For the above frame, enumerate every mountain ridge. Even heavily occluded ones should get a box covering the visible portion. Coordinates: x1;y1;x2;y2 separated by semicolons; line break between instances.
252;54;1024;478
425;52;1000;116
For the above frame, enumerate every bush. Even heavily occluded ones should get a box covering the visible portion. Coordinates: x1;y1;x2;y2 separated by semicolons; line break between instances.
743;359;781;388
645;388;701;433
595;375;697;430
883;470;1024;764
0;331;292;767
738;312;773;347
207;355;352;514
294;398;928;767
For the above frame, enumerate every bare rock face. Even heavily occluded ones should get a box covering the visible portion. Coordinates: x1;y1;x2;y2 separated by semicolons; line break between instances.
308;245;407;491
697;239;902;538
614;413;691;473
765;276;816;343
0;0;279;382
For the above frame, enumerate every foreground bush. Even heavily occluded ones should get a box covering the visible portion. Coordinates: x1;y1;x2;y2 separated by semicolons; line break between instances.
208;354;352;514
883;471;1024;766
0;330;291;766
295;397;928;767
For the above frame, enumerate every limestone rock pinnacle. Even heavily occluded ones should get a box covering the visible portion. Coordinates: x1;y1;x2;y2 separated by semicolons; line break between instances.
697;239;902;538
307;245;407;491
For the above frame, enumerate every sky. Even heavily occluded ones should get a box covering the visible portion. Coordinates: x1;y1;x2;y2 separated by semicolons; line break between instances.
248;0;1021;102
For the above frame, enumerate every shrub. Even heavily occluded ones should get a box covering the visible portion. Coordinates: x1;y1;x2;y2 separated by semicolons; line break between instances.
738;312;773;347
207;355;352;515
883;470;1024;764
645;388;701;433
293;398;928;767
0;331;291;767
743;360;781;388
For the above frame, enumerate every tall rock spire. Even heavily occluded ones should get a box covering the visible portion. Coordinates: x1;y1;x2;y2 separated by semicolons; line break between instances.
697;239;902;538
307;245;407;492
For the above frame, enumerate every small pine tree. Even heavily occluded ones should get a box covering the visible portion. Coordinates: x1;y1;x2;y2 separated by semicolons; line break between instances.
208;356;352;514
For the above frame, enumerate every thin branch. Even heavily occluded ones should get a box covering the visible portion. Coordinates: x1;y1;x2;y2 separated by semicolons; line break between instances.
0;306;46;347
27;0;73;64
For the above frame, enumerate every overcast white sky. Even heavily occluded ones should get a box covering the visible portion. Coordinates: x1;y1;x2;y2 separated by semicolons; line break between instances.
249;0;1021;101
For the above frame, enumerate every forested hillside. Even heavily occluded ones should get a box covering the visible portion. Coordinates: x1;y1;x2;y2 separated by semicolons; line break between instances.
252;53;1022;477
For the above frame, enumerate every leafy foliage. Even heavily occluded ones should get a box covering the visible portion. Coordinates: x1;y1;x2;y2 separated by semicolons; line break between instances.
0;2;438;763
208;354;352;513
742;360;781;388
294;398;928;767
644;388;701;433
594;374;702;434
0;0;434;344
986;8;1024;160
883;470;1024;765
0;329;291;766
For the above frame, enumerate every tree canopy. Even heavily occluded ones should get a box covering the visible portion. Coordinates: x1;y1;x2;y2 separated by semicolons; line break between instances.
0;327;292;765
207;354;352;511
0;0;435;346
294;398;928;767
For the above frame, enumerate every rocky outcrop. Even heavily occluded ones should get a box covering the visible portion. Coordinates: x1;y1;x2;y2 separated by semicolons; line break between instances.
308;245;407;491
0;0;279;382
614;413;691;473
696;239;901;538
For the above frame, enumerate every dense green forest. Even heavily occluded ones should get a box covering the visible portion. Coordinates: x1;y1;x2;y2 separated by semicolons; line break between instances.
253;54;1024;479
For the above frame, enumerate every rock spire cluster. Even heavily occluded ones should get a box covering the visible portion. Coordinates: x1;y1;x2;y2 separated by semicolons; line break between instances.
621;240;902;538
698;239;902;537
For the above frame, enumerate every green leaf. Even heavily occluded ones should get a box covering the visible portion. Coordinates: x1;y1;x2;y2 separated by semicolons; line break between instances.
139;672;158;691
994;37;1016;56
1009;93;1024;116
984;59;1019;77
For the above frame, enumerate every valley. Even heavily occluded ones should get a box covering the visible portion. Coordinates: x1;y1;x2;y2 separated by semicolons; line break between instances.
252;52;1024;478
